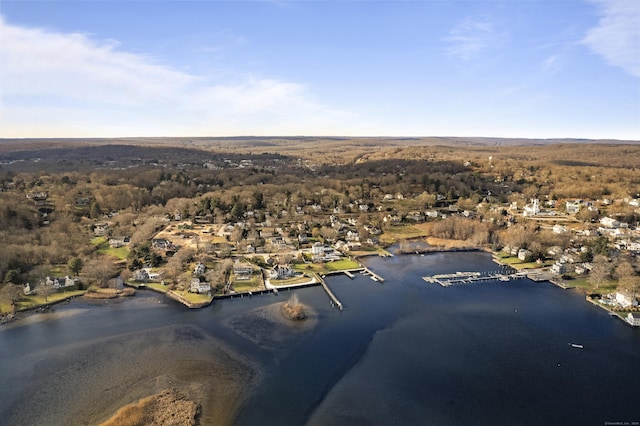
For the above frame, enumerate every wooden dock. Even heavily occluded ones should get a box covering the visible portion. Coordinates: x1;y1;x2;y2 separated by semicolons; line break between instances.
422;271;527;287
320;281;343;310
361;268;385;282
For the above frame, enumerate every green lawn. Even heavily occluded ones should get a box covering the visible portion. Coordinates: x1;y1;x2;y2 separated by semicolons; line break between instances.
171;290;213;304
379;225;428;244
91;237;129;260
325;258;361;271
231;275;264;292
145;283;169;293
565;276;617;293
16;289;86;310
270;274;313;287
293;258;361;275
497;256;553;270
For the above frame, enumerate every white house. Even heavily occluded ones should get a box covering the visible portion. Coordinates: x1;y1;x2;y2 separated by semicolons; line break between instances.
626;312;640;326
312;242;325;256
46;276;77;289
269;265;295;280
190;278;211;294
346;231;360;242
615;291;637;308
523;199;540;217
565;201;581;214
551;262;566;275
233;263;253;276
518;249;533;262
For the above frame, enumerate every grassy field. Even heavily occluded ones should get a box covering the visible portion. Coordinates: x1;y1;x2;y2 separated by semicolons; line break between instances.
270;274;313;287
349;247;392;257
231;280;264;293
293;258;361;275
171;289;213;304
15;289;86;310
91;237;129;260
562;276;618;293
379;225;429;244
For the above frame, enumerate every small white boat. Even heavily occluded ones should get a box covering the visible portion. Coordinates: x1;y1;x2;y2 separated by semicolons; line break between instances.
570;343;584;349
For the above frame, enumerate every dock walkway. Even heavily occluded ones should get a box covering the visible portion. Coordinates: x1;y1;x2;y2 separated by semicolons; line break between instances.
422;271;527;287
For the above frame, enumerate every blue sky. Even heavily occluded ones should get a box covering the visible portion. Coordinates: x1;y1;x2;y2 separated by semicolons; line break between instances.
0;0;638;139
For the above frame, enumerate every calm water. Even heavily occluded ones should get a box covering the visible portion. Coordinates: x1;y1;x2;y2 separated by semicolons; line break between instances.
1;252;639;425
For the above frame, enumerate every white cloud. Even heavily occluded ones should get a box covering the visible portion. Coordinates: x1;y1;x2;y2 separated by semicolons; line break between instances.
541;54;562;76
0;16;354;137
444;17;495;60
583;0;640;77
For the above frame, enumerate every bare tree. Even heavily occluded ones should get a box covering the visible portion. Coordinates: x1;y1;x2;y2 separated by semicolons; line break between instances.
614;261;638;293
588;255;611;289
83;258;118;288
37;278;54;303
0;283;24;313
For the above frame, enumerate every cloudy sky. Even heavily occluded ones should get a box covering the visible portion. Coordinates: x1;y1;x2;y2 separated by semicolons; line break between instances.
1;0;638;139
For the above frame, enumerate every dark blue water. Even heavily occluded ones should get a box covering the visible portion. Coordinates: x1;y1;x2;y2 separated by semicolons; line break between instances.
1;252;639;425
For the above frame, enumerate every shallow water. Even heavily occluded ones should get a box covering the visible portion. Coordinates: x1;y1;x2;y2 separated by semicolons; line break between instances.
1;252;639;425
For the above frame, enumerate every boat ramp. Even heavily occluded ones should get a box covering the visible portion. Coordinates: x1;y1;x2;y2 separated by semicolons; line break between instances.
422;271;527;287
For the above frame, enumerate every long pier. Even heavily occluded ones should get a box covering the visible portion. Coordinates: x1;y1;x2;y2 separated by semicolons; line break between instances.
320;280;343;310
423;271;527;287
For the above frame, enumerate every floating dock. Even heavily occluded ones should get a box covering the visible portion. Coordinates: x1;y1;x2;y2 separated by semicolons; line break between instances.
422;271;527;287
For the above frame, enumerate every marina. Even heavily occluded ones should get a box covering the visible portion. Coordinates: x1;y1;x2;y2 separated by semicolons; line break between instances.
422;270;527;287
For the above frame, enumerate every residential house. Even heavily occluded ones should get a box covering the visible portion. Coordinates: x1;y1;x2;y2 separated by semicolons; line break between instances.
94;223;110;236
312;242;325;256
269;265;295;280
565;200;581;214
626;312;640;327
109;236;130;248
46;276;77;289
551;262;566;275
518;249;533;262
616;291;637;308
406;212;425;222
523;199;540;217
134;269;149;282
425;210;439;219
346;231;360;242
233;263;253;276
190;278;211;294
152;238;175;250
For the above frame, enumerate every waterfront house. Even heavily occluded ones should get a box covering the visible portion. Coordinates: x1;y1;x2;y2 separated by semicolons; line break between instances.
518;249;533;262
615;291;638;308
46;276;77;289
269;265;295;280
626;312;640;327
190;278;211;294
551;262;566;275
